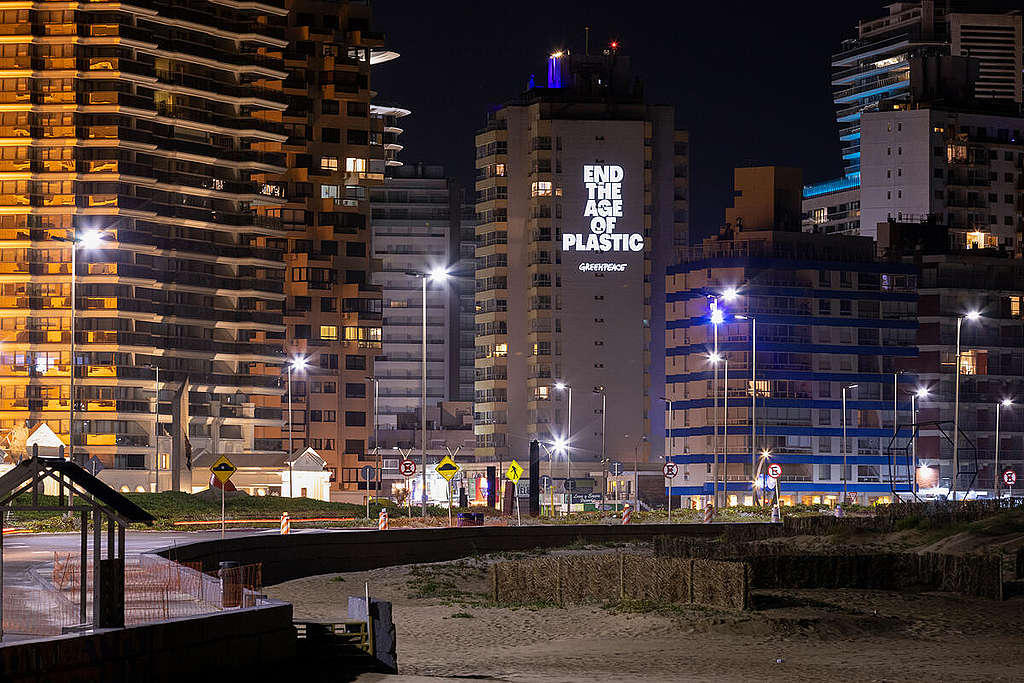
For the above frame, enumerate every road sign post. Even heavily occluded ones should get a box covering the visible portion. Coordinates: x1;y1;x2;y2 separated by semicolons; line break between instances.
210;455;237;539
663;462;678;523
435;455;460;527
361;465;377;520
506;460;523;526
767;463;783;510
1004;470;1016;500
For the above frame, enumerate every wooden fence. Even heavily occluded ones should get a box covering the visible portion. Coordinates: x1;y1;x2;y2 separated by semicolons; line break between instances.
490;553;749;610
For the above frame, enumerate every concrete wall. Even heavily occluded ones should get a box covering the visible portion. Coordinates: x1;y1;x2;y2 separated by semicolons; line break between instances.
154;523;772;585
0;603;294;683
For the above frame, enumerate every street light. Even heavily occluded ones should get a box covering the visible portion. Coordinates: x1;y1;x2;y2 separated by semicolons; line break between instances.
366;376;380;503
52;229;107;465
658;395;672;514
996;398;1013;499
707;296;726;509
842;384;858;503
912;387;929;493
735;314;757;476
953;311;981;500
407;267;451;517
710;353;730;507
286;356;309;498
147;364;160;492
595;386;607;509
554;381;572;513
754;448;773;506
633;434;647;508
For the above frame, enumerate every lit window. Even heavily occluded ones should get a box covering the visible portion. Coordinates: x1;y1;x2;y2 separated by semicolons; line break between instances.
345;157;366;173
1010;296;1022;319
494;343;508;357
531;181;552;197
960;349;987;376
320;185;339;199
320;156;339;171
966;231;996;249
534;386;550;400
494;163;506;177
320;325;339;340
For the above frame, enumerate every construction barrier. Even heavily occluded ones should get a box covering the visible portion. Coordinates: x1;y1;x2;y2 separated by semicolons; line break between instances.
703;503;714;523
378;509;388;531
621;505;632;525
280;512;290;535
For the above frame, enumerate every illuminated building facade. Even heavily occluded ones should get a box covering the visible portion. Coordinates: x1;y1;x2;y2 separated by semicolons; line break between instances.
474;47;688;477
0;0;292;489
251;0;394;500
667;168;919;506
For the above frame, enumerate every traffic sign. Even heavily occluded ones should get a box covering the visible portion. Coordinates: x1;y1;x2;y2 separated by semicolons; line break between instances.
506;460;524;484
1004;470;1017;486
609;461;624;476
539;475;552;490
360;465;376;482
767;463;782;479
399;459;416;477
210;455;237;485
663;462;678;479
563;478;576;491
435;455;460;481
85;455;105;476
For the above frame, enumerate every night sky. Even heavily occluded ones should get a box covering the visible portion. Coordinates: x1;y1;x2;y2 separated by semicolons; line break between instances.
371;1;1020;241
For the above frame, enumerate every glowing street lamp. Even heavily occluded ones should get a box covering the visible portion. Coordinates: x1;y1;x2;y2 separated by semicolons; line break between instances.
953;311;981;500
554;382;572;513
286;355;309;498
911;387;929;492
996;398;1014;498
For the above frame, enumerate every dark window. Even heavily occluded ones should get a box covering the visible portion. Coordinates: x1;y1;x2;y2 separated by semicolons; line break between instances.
320;297;337;312
114;454;145;470
321;128;340;143
347;101;368;117
345;270;366;285
345;382;366;398
321;100;338;115
320;353;338;369
345;411;366;427
346;241;366;257
294;324;310;339
347;129;368;145
345;439;364;455
293;296;311;312
345;354;366;370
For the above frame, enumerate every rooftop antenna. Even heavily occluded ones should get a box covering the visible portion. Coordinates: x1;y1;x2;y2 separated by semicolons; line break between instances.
585;26;590;56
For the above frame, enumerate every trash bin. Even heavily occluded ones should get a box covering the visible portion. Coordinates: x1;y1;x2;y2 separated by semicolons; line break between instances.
219;560;241;608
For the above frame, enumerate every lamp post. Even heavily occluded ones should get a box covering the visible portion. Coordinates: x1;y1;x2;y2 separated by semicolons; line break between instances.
633;434;647;508
147;364;160;492
595;386;607;509
366;376;380;502
710;354;730;507
659;396;672;512
53;229;104;465
286;356;309;498
708;298;725;508
953;311;980;501
842;384;858;503
912;388;928;494
996;398;1012;498
555;381;572;513
735;314;756;476
407;267;450;517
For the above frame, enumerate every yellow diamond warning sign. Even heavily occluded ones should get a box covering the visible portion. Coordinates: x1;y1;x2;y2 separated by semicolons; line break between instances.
506;460;524;484
210;455;237;485
435;455;460;482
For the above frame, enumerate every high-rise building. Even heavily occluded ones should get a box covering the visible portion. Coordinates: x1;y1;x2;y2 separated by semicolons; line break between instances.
370;163;475;430
804;2;1022;223
667;168;919;506
0;1;293;490
250;0;394;500
473;46;687;480
880;219;1024;497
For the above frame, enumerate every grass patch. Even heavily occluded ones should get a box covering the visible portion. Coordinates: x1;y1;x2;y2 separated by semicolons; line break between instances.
449;612;474;619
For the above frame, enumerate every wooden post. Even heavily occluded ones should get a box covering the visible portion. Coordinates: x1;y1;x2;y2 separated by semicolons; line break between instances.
556;557;563;606
618;552;625;601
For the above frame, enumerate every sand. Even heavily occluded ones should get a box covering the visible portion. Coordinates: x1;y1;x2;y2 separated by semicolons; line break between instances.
267;539;1024;683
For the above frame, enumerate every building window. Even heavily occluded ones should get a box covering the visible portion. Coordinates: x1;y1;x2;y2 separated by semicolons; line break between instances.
345;354;365;370
1010;296;1022;319
345;411;366;427
346;157;366;173
320;184;339;199
320;156;339;171
345;383;366;398
531;181;553;197
494;343;508;357
320;325;338;340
